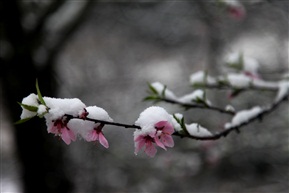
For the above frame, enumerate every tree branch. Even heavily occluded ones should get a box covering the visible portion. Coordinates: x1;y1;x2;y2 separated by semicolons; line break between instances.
173;92;289;140
64;114;141;130
61;91;288;141
158;98;235;115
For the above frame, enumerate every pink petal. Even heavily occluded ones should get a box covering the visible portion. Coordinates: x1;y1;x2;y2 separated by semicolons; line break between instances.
135;135;145;142
161;134;174;148
61;128;72;145
86;130;98;142
145;141;157;157
155;121;174;134
48;125;58;134
67;129;76;141
134;138;145;155
98;132;109;148
154;136;166;150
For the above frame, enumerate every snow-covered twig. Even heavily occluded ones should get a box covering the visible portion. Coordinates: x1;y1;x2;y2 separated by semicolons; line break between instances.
145;82;235;115
64;114;141;129
159;98;235;115
173;91;289;140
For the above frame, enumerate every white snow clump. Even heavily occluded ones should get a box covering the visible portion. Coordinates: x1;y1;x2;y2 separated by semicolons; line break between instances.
151;82;177;100
185;123;212;137
225;106;262;129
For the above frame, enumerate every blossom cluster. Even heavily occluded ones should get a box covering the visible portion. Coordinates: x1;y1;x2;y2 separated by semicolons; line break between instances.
18;88;180;157
20;93;112;147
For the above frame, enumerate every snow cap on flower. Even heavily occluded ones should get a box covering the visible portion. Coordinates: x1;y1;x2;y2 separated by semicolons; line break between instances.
135;106;172;134
134;106;174;157
42;97;86;145
43;97;86;121
20;93;39;119
68;106;112;148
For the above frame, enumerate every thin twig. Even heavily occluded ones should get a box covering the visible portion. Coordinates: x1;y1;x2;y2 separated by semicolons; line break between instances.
64;114;141;129
160;98;235;115
173;92;289;140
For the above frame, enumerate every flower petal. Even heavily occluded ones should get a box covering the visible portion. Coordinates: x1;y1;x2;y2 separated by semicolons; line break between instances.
86;130;98;142
154;136;166;150
155;121;174;134
61;128;72;145
98;132;109;148
67;128;76;141
48;126;57;134
134;137;145;155
145;141;157;157
161;134;174;148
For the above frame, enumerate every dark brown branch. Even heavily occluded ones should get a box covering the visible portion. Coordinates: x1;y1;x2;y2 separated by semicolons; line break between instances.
160;98;235;115
62;91;288;141
173;92;289;140
64;114;141;130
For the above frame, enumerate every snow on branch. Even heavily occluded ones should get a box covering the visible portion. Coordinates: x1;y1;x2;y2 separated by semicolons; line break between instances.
144;68;288;141
16;71;289;157
144;82;235;115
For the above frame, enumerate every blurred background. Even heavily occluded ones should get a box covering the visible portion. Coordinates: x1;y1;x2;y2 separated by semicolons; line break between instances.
1;0;288;193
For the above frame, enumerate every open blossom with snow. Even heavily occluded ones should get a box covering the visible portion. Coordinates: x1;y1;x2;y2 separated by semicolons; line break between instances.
19;93;113;147
47;116;76;145
134;106;174;157
68;106;113;148
42;96;86;144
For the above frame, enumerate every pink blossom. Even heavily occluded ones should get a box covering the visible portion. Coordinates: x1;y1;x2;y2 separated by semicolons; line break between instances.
134;134;157;157
154;121;174;150
134;121;174;157
85;124;109;148
48;118;76;145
